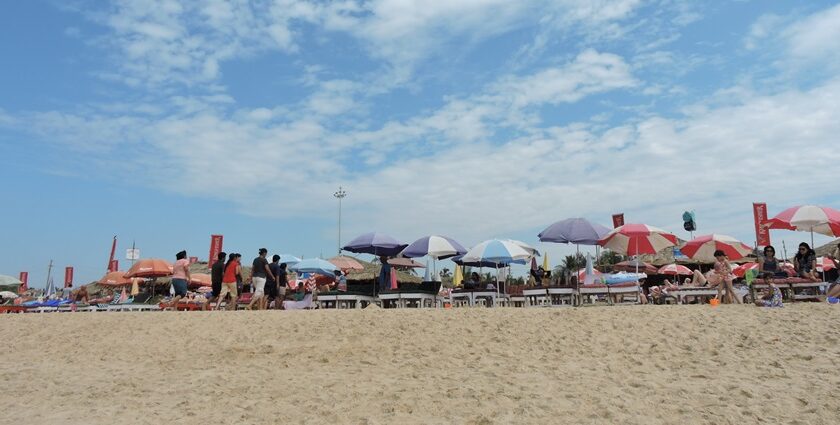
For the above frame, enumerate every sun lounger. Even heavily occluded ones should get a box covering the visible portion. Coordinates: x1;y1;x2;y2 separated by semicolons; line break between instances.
284;293;315;310
0;305;28;314
378;291;439;308
577;285;611;306
607;282;642;305
317;290;376;309
546;287;575;307
521;288;549;307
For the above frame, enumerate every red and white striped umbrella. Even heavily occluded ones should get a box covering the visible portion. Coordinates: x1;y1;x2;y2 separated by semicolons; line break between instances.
733;261;795;278
576;268;602;282
816;256;837;272
598;223;678;256
680;234;753;262
658;264;692;276
766;205;840;237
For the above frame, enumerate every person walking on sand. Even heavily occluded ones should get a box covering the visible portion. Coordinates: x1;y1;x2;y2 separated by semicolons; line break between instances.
217;253;241;310
248;248;276;310
207;251;226;310
266;255;283;310
169;250;191;310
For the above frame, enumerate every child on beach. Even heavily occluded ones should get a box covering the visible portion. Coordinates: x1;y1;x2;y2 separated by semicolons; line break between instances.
754;281;783;307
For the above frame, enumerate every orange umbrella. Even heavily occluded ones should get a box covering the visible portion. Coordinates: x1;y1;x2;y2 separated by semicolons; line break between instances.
188;273;211;288
124;259;173;278
98;271;133;286
329;256;364;272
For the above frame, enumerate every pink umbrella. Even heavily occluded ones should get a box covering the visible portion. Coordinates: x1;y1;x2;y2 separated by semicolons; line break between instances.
612;260;658;274
576;268;602;282
658;264;692;276
816;256;837;272
599;223;678;256
680;234;753;262
766;205;840;247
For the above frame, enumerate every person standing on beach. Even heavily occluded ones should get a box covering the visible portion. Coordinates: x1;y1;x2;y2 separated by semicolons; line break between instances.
170;250;191;310
378;256;391;293
217;253;241;310
266;255;282;309
248;248;276;310
208;251;226;310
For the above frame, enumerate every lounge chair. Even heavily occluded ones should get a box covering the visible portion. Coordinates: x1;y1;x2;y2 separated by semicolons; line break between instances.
283;293;315;310
546;286;575;307
521;288;549;307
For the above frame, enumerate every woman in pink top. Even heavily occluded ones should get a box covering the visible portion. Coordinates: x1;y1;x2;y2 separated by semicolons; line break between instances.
708;250;740;304
169;250;191;309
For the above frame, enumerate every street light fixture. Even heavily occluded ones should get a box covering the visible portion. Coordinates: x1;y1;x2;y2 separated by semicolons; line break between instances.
333;186;347;255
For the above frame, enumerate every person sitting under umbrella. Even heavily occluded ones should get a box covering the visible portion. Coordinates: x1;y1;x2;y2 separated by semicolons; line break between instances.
794;242;819;282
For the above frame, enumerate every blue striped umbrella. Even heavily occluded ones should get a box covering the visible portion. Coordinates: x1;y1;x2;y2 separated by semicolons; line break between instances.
289;258;337;277
401;235;467;260
461;239;532;265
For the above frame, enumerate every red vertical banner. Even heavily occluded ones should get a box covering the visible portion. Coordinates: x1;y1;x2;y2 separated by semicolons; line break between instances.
753;202;771;246
209;234;224;264
108;236;117;271
19;272;28;293
109;260;119;271
612;213;625;228
64;267;74;288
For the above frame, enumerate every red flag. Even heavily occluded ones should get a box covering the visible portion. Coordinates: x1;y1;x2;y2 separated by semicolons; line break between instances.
64;267;74;288
19;272;28;293
612;213;625;228
209;234;224;264
108;236;117;271
753;203;771;247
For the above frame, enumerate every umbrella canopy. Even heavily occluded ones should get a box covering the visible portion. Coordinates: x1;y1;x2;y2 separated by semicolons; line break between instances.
0;291;19;299
0;275;23;285
816;256;837;272
538;218;611;245
98;271;133;286
598;223;678;256
387;258;426;268
342;232;407;257
400;235;467;260
612;260;659;274
461;239;532;265
658;264;692;276
124;259;173;278
504;239;540;257
276;254;302;265
289;258;337;277
577;267;602;282
328;256;364;272
189;273;212;288
766;205;840;237
680;234;753;262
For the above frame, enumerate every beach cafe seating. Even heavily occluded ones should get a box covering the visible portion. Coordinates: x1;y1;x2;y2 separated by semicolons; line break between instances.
546;286;575;307
751;277;828;302
577;282;642;306
378;281;442;308
521;287;549;307
318;282;376;309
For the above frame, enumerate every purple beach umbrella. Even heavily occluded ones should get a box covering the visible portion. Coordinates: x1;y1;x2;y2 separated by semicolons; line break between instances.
538;218;611;246
401;235;467;260
342;232;408;257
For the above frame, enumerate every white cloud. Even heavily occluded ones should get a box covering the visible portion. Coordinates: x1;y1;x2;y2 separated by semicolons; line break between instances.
744;14;782;50
783;3;840;62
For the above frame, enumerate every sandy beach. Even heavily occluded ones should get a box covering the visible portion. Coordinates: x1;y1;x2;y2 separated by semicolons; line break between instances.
1;305;838;424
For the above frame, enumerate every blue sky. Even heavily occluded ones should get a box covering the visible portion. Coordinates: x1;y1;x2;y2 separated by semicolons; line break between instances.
2;0;840;287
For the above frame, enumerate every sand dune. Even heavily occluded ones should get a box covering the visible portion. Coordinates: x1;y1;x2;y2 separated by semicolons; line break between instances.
1;305;839;424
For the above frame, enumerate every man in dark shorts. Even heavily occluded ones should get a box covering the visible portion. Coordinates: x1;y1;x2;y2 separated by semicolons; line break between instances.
266;255;282;309
208;252;226;309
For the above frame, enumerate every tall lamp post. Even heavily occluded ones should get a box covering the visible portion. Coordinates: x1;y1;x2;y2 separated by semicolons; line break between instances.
333;186;347;255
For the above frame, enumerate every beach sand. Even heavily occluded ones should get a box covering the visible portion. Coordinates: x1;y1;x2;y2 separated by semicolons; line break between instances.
1;304;838;424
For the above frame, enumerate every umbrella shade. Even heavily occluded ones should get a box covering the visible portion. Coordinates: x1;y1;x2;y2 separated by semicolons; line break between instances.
816;256;837;272
504;239;540;257
612;260;659;274
461;239;531;265
289;258;337;277
576;268;602;282
658;264;692;276
598;223;678;255
387;258;426;268
0;275;23;286
538;218;611;245
452;254;526;268
328;256;364;271
342;232;407;257
400;235;467;259
124;259;174;278
98;271;133;286
0;291;19;299
189;273;212;288
276;255;302;265
766;205;840;237
680;234;753;262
